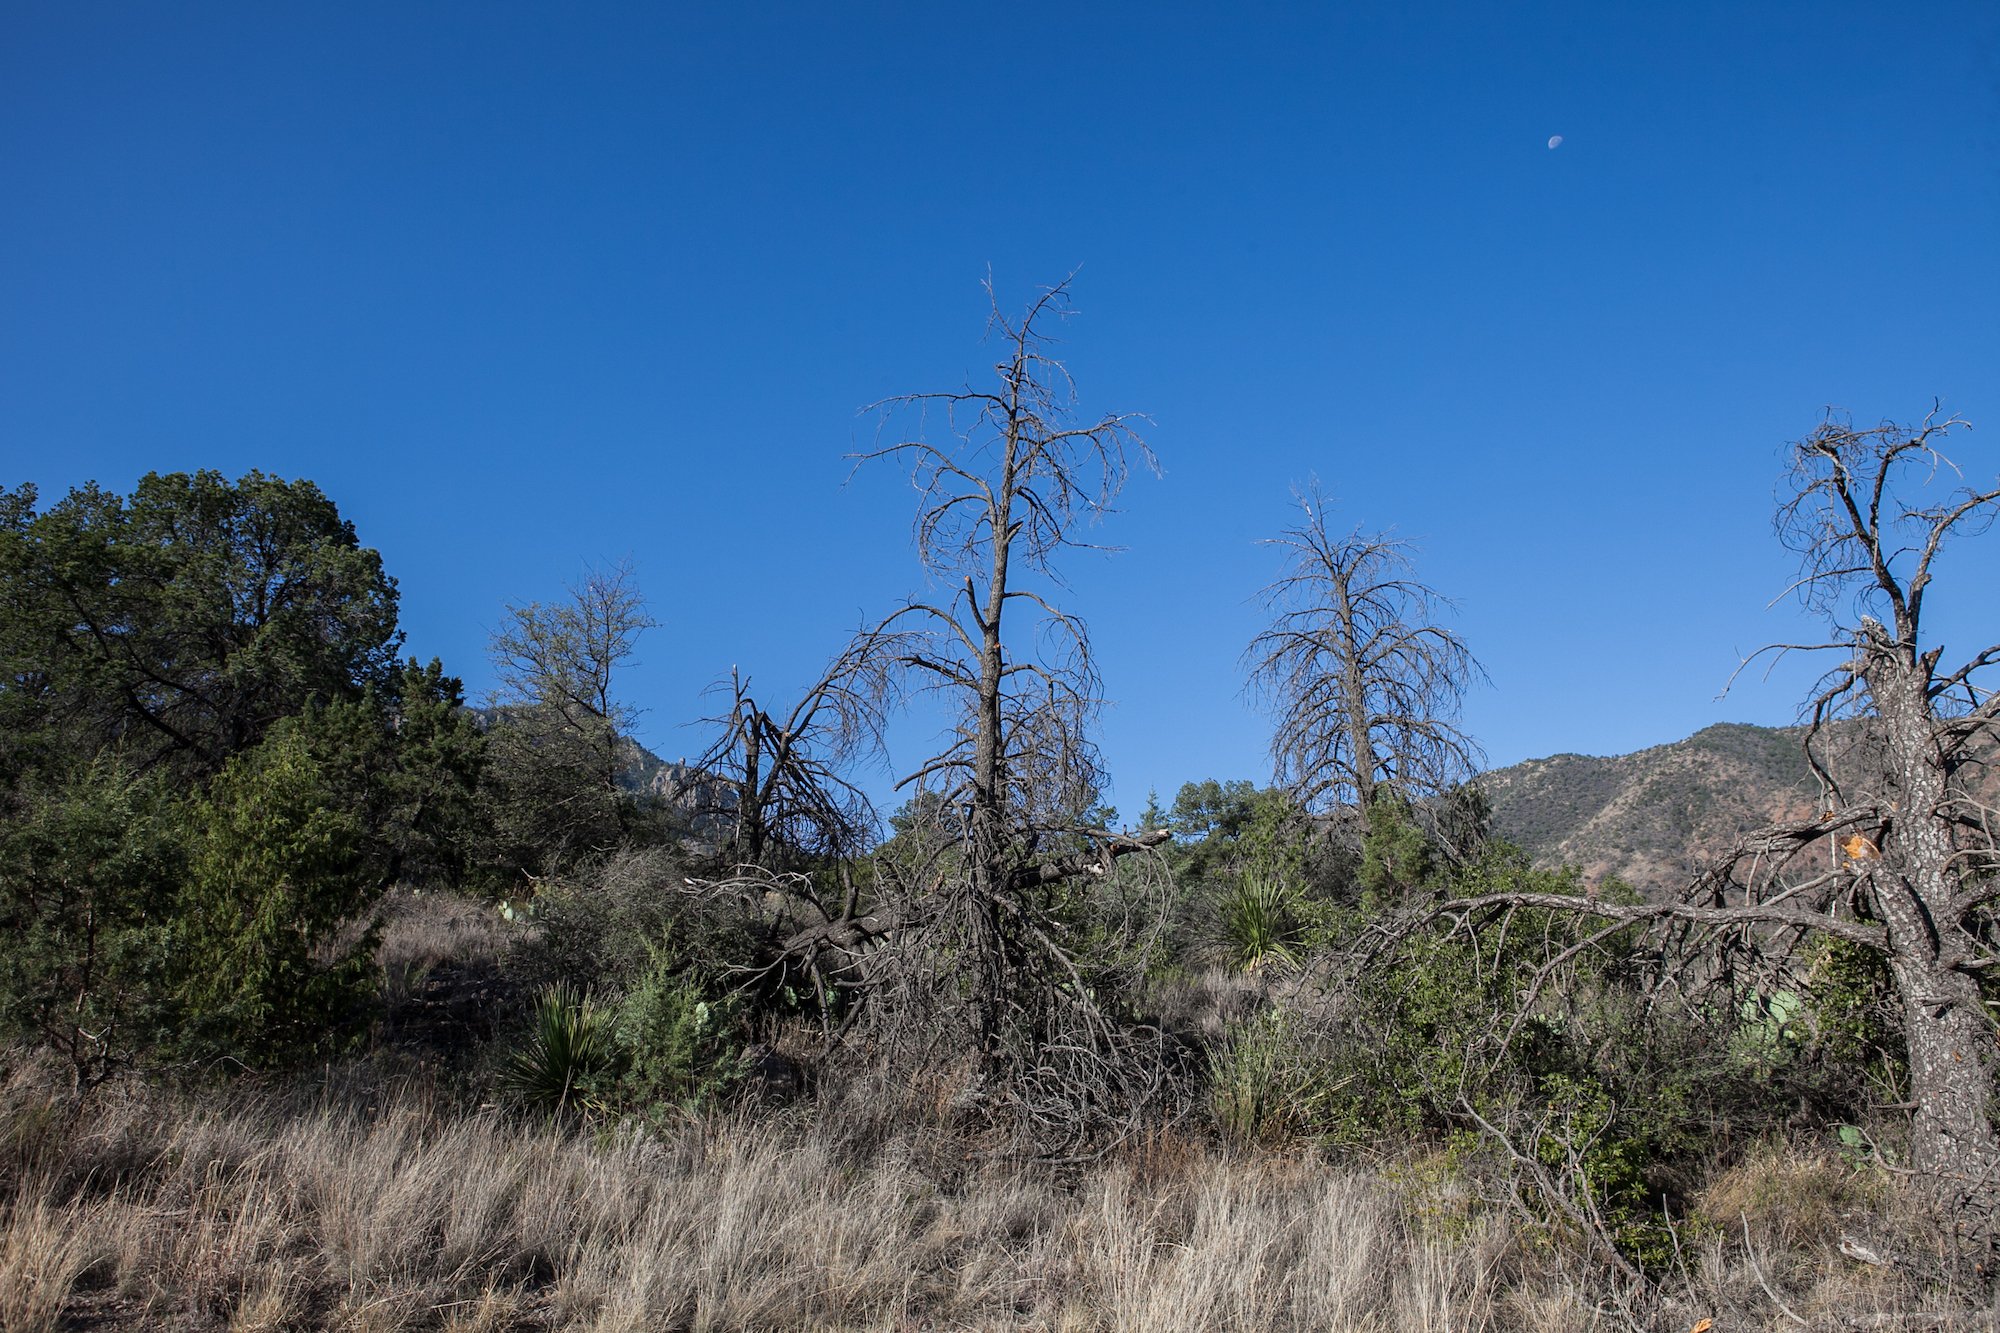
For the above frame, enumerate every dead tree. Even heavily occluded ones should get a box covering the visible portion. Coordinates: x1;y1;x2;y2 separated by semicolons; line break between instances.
1245;482;1485;813
1774;409;2000;1217
1416;409;2000;1224
696;277;1178;1149
685;636;895;868
862;284;1157;866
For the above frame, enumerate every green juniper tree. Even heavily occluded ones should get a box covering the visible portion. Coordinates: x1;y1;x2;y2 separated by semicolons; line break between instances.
0;471;482;1071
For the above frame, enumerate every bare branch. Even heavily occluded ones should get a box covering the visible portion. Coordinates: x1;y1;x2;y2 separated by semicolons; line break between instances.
1426;888;1886;952
795;277;1181;1148
1246;479;1485;813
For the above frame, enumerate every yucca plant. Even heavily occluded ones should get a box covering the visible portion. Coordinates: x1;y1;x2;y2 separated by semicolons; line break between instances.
500;982;617;1116
1218;872;1305;971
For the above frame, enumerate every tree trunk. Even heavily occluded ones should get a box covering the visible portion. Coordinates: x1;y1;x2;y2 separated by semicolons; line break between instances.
1335;587;1376;809
736;710;762;865
1862;618;2000;1218
1893;954;2000;1215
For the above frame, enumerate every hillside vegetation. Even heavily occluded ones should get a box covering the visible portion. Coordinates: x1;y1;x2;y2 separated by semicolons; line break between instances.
4;337;1996;1330
1483;722;2000;902
1481;723;1824;899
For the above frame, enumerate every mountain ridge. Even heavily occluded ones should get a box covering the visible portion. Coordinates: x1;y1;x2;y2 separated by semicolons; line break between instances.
1479;721;1826;899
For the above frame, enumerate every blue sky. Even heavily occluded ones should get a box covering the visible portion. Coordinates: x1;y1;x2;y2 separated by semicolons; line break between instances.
4;3;1997;820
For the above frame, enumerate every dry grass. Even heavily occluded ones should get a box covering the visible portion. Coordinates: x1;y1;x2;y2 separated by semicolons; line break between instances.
0;1197;102;1333
1683;1142;1989;1330
376;890;517;1007
0;1064;1984;1332
1143;966;1272;1046
373;890;525;1059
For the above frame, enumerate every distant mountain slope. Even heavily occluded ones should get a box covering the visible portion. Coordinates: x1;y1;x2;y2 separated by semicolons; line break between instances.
1479;723;1824;899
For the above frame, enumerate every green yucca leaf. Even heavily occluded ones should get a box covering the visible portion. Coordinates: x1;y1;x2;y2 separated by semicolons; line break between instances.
1219;873;1304;970
501;982;617;1115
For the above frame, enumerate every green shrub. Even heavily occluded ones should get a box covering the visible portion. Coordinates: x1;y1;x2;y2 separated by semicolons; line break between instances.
1358;794;1435;904
611;944;742;1113
174;719;384;1066
1217;873;1305;971
0;758;183;1090
1801;933;1903;1104
523;847;700;992
500;982;618;1116
1315;844;1757;1272
1207;1008;1348;1146
502;929;745;1121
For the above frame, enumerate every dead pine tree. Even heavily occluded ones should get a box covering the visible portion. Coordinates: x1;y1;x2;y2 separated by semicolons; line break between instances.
1770;409;2000;1218
1245;481;1486;841
734;276;1179;1149
1417;409;2000;1227
685;635;895;870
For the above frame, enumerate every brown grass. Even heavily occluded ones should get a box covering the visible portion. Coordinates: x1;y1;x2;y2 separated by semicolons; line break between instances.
1686;1141;1983;1330
376;890;517;1007
0;1063;1983;1332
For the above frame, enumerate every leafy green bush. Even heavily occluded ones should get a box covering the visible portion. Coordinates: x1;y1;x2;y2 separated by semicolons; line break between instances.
478;711;631;884
1800;933;1903;1109
2;682;479;1078
1314;844;1759;1271
1358;793;1434;903
174;719;384;1067
611;944;742;1113
0;758;183;1090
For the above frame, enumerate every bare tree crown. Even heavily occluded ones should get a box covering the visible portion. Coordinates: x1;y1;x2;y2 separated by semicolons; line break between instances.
1779;410;1991;626
852;277;1157;841
1246;481;1484;812
857;278;1156;586
685;634;900;866
1774;410;1998;724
